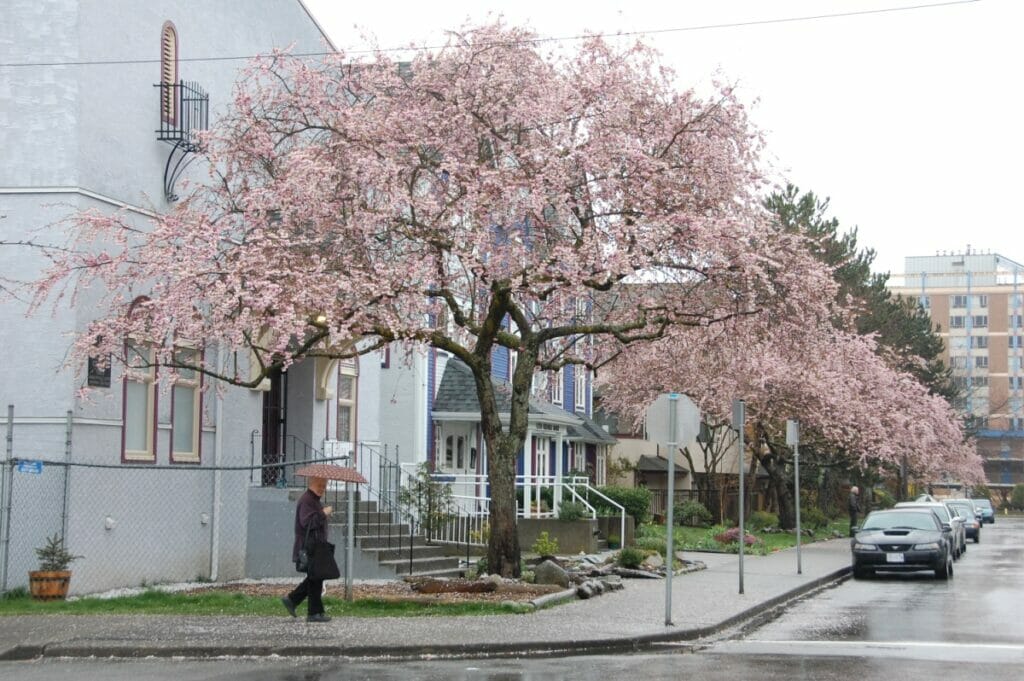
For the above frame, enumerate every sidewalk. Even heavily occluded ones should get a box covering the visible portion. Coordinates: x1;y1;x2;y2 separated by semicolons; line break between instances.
0;539;851;661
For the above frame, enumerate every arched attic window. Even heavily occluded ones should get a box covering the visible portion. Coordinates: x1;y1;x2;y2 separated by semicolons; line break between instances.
160;21;178;125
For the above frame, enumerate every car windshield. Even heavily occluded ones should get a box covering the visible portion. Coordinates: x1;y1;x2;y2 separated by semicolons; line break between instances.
862;512;937;531
949;506;971;519
974;499;993;510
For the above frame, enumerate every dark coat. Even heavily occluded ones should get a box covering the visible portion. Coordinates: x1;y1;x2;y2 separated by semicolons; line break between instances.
292;489;328;562
848;491;861;515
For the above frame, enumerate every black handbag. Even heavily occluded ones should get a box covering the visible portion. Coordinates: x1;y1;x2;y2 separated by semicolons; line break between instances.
295;524;312;573
307;539;341;580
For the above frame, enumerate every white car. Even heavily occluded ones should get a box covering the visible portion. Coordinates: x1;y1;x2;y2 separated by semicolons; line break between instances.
894;502;965;559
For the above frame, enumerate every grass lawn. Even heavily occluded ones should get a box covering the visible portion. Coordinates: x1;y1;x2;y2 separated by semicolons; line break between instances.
0;589;533;617
636;519;849;556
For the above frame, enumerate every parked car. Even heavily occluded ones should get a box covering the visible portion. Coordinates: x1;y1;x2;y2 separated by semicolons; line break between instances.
894;501;965;559
972;498;995;524
945;499;981;543
851;508;954;580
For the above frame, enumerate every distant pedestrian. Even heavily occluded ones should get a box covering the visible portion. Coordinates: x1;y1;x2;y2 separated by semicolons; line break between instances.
848;486;861;537
281;476;333;622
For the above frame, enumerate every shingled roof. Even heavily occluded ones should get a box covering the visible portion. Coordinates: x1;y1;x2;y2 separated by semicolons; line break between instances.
432;359;602;431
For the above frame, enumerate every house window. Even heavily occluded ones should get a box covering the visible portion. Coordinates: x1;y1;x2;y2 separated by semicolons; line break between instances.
123;343;156;462
1011;315;1024;329
950;355;968;369
971;376;988;388
919;295;930;309
456;436;465;469
170;347;201;462
951;295;967;308
574;366;587;413
160;22;178;124
1012;335;1024;349
970;336;989;349
551;368;563;405
337;359;357;443
972;315;988;328
976;295;988;308
975;356;989;369
949;316;965;329
445;435;454;468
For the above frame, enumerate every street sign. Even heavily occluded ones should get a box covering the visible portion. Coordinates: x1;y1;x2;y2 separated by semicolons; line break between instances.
16;460;43;474
786;420;799;446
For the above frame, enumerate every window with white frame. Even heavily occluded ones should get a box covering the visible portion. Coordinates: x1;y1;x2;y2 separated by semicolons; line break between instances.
445;435;454;468
337;359;357;443
574;366;586;413
123;343;156;462
951;295;968;308
949;315;965;329
972;315;988;328
551;368;563;404
975;356;989;369
970;336;989;349
170;347;201;462
950;355;968;369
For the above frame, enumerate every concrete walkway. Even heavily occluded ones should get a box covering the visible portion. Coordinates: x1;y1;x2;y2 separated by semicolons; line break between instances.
0;539;852;660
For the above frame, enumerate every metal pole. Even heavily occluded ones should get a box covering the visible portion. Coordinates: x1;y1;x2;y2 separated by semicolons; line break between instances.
346;481;355;601
665;394;678;626
732;399;745;595
61;410;72;540
788;420;802;575
1;405;14;593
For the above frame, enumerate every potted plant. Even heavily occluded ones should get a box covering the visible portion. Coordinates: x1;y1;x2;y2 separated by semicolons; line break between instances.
28;534;82;601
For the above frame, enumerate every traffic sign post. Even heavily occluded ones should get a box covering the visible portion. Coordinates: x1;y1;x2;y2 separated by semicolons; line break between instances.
787;419;801;574
665;393;679;626
732;399;745;595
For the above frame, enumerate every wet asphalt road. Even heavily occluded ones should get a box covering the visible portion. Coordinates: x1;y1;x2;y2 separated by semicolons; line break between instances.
2;517;1021;680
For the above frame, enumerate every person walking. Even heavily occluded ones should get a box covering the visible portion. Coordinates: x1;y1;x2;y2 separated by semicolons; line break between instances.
282;475;333;622
848;485;861;537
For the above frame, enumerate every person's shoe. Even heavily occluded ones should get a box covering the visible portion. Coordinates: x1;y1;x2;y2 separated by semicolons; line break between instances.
306;613;332;623
281;596;297;618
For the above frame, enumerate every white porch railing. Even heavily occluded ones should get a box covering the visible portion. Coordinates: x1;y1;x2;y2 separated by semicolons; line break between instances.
399;469;626;549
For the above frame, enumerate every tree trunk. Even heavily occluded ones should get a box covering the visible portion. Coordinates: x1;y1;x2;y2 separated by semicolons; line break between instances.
758;451;795;530
485;433;521;577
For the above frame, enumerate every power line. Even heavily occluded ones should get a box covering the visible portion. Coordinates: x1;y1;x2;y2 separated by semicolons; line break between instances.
1;0;979;69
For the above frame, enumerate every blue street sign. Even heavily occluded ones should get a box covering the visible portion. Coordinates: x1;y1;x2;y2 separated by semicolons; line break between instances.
17;460;43;474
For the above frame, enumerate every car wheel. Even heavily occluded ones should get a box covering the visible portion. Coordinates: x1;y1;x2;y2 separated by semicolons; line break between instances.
974;534;980;544
935;556;952;580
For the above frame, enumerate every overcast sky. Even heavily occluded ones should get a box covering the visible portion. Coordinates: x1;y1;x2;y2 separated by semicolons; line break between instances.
303;0;1022;276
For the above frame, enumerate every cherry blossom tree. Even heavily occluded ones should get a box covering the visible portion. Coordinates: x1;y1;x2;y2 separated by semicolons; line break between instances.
602;305;983;528
28;23;833;575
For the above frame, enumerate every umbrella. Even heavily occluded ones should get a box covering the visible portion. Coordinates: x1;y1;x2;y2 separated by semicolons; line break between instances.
294;463;367;484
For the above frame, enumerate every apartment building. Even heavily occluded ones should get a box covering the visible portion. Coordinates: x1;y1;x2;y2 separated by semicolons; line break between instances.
889;249;1024;501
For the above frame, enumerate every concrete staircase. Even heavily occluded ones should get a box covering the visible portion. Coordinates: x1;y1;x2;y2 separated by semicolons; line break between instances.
323;493;465;579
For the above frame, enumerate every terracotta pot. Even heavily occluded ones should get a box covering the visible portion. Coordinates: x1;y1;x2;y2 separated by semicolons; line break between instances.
28;570;71;601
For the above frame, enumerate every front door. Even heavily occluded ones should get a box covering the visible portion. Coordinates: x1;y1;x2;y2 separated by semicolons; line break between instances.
261;368;287;486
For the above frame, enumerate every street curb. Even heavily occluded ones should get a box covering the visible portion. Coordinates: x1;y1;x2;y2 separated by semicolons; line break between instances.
0;566;851;661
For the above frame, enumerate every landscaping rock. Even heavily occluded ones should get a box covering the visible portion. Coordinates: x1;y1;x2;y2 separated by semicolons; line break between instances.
643;553;664;569
534;559;570;588
612;567;663;579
